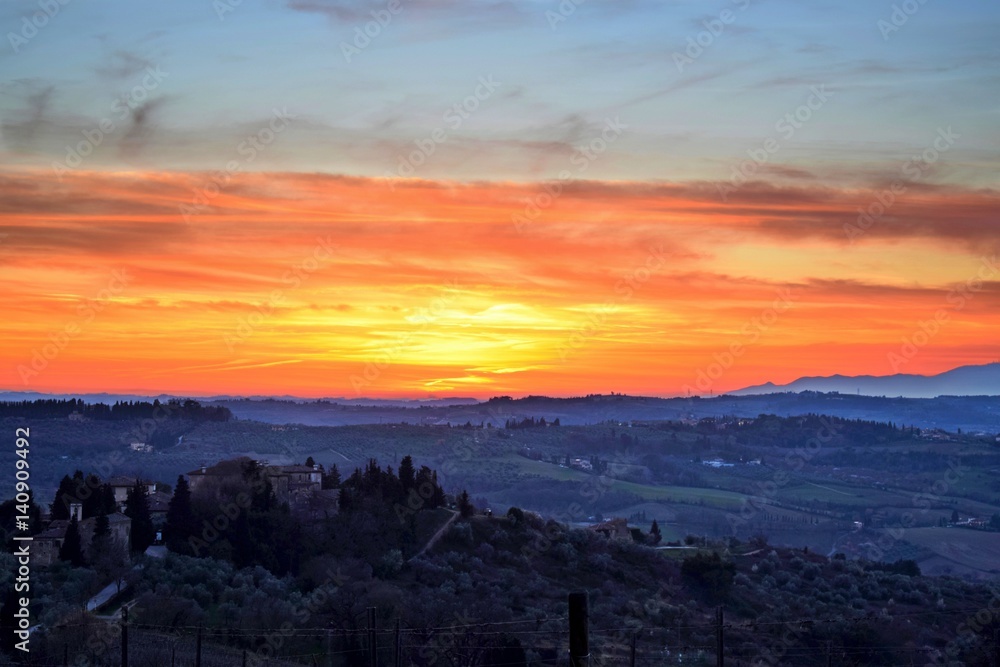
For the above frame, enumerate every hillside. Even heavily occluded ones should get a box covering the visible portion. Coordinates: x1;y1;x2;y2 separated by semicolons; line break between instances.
9;500;999;666
194;393;1000;434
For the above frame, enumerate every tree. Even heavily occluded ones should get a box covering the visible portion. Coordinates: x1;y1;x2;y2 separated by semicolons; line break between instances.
305;456;315;467
399;455;416;493
0;587;18;654
165;475;196;555
458;490;474;518
89;513;130;593
100;483;118;514
0;489;43;544
323;464;341;490
415;466;445;509
506;506;525;526
430;472;446;508
337;486;353;512
59;515;86;566
951;509;960;524
92;512;110;541
681;552;735;602
124;480;155;554
80;473;105;517
50;474;77;520
650;519;662;546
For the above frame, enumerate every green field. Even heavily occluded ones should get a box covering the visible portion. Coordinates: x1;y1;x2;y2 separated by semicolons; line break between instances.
900;527;1000;574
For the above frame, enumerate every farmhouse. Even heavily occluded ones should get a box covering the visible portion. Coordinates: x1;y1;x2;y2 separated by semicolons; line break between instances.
186;457;323;503
588;517;631;540
33;503;131;567
105;476;158;505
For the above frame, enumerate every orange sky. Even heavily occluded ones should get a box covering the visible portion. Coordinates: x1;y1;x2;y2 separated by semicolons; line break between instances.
2;169;998;398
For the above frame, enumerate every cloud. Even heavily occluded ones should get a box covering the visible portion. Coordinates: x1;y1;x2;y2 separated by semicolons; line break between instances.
284;0;529;30
4;169;997;258
119;97;168;160
0;82;54;150
95;50;155;80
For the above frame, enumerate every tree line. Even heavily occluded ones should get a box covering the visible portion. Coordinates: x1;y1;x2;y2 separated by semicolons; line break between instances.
0;398;232;422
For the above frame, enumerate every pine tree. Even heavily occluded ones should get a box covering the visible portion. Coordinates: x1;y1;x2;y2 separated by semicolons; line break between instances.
323;464;341;489
59;515;86;566
305;456;315;467
165;475;196;555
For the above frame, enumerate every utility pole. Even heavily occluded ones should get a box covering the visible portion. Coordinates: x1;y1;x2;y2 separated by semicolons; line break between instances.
196;626;202;667
630;632;636;667
121;607;128;667
368;607;378;667
569;592;590;667
716;606;724;667
394;618;402;667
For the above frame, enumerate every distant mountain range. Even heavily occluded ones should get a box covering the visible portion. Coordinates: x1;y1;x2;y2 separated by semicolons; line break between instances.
732;362;1000;398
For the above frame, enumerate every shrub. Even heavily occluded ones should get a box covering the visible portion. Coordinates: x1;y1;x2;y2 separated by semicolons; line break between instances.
681;552;736;602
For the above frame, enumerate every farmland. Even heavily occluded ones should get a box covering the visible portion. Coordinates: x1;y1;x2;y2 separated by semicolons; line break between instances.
5;406;999;577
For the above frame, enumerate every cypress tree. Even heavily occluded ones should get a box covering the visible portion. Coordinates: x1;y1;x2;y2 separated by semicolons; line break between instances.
398;456;415;493
165;475;196;555
59;515;86;566
50;475;76;520
124;480;155;554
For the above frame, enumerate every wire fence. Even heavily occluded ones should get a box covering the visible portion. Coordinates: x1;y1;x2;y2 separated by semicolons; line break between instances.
11;603;1000;667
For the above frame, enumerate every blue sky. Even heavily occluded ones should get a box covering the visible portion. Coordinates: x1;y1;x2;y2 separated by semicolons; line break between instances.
2;0;998;185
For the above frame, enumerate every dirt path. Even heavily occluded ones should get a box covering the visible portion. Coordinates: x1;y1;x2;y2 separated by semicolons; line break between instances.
411;510;459;560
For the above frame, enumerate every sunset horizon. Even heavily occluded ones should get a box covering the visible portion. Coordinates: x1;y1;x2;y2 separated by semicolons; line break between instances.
2;0;997;400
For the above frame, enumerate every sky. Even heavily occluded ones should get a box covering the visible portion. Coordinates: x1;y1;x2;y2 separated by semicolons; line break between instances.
1;0;998;399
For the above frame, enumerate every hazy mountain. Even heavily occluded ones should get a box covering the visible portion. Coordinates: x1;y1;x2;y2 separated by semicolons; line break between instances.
732;362;1000;399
